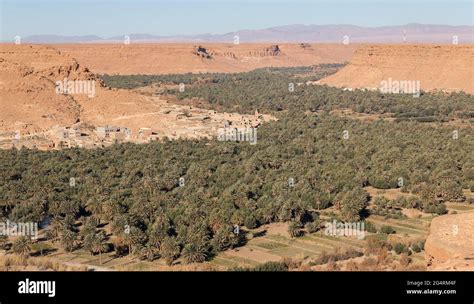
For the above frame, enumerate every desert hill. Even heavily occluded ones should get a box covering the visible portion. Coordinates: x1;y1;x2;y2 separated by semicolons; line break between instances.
0;44;276;149
319;44;474;94
425;212;474;270
0;45;81;133
0;44;155;134
55;43;356;75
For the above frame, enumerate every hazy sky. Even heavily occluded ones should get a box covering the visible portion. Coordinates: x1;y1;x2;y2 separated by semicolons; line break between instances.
1;0;473;39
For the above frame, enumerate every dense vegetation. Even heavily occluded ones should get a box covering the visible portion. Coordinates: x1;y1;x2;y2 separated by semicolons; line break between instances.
100;64;345;89
102;65;473;122
172;78;473;122
1;65;473;266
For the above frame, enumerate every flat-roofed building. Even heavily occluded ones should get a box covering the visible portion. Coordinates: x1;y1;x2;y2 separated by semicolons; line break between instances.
96;126;121;139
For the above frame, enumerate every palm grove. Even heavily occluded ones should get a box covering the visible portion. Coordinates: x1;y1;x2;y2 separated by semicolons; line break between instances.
0;65;472;265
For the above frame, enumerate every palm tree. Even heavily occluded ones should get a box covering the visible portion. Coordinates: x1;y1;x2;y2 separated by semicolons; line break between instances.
60;228;78;252
84;231;108;265
140;243;158;261
11;236;32;257
160;237;180;266
0;235;8;250
46;218;63;243
101;200;116;221
91;232;108;265
123;227;146;260
261;207;275;224
80;217;98;240
86;199;103;225
182;243;207;264
288;221;302;238
83;232;96;255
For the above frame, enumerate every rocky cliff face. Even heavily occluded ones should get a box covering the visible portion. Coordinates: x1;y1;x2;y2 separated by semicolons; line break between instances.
320;44;474;94
0;44;149;133
425;212;474;271
0;45;80;133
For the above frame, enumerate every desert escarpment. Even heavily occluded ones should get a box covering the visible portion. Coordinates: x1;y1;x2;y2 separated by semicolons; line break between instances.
0;44;151;134
55;43;356;75
319;44;474;94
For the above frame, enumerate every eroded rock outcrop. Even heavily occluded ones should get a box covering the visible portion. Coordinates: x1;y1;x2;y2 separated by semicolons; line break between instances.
425;212;474;270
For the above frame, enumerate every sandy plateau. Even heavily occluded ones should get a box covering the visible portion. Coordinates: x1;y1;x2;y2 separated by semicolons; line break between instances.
319;44;474;94
55;43;356;74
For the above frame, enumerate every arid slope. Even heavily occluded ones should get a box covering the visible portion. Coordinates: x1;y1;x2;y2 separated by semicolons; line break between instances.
320;44;474;94
0;44;156;134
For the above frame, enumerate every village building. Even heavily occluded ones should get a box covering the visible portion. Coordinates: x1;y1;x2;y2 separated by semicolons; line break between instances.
56;128;70;140
96;126;130;140
138;127;152;138
37;141;56;151
96;126;120;138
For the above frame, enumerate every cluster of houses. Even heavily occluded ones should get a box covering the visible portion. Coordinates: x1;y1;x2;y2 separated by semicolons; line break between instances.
221;109;265;129
0;123;160;151
95;125;131;141
0;108;270;151
95;125;158;142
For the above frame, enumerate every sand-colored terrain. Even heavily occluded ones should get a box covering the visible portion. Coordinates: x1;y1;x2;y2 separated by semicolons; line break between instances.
0;44;275;149
0;44;145;133
0;46;80;133
320;44;474;94
425;212;474;270
0;43;358;150
55;43;356;75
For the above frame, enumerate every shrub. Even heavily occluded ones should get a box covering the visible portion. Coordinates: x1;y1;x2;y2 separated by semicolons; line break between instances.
410;243;421;253
435;204;447;215
244;215;258;229
399;253;412;268
423;202;447;215
411;240;425;253
234;261;288;272
305;221;320;233
393;243;410;255
312;248;363;265
364;221;377;233
380;225;395;234
366;237;392;255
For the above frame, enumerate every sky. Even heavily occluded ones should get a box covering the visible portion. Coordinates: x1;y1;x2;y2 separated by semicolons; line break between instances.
0;0;473;39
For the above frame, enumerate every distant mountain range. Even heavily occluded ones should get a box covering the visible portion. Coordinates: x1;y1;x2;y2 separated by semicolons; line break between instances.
17;24;474;44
